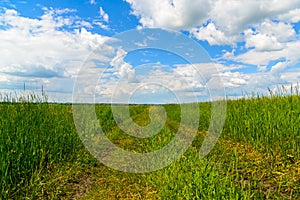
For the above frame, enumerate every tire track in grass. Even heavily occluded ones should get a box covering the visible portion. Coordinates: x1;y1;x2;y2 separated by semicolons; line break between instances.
76;105;227;199
76;105;246;199
76;105;188;199
75;105;160;199
75;104;299;199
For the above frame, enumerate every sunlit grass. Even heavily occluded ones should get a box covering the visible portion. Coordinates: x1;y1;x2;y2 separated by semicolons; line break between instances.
0;88;299;199
0;93;92;199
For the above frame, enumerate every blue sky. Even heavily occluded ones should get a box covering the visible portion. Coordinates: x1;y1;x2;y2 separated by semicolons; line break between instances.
1;0;300;103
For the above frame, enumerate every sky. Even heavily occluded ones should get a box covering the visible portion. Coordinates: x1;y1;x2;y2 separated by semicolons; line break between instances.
1;0;300;103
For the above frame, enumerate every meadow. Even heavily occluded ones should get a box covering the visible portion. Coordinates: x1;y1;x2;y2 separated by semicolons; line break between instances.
0;89;299;199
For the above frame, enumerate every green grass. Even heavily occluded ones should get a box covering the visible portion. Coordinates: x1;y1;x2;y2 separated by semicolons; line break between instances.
0;91;299;199
0;93;94;199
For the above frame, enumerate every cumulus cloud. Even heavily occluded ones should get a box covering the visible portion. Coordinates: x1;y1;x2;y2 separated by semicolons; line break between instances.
126;0;300;46
97;62;206;102
91;55;295;103
243;19;297;51
209;0;300;35
191;23;238;45
0;8;111;100
109;48;137;83
233;40;300;66
91;62;236;103
125;0;210;30
244;29;284;51
257;20;296;42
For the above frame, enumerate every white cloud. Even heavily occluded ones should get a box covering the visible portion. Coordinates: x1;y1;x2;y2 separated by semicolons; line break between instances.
191;23;237;45
2;1;300;102
210;0;300;35
216;69;299;98
89;0;96;5
125;0;210;30
109;48;137;82
257;20;296;42
270;61;289;74
99;6;109;23
221;49;235;60
243;20;297;51
174;62;244;83
54;8;77;15
91;62;235;103
126;0;300;46
93;20;110;30
71;53;299;103
209;0;264;35
0;8;112;101
233;40;300;66
244;29;283;51
278;8;300;23
258;65;267;72
280;69;300;84
221;72;249;88
75;20;93;28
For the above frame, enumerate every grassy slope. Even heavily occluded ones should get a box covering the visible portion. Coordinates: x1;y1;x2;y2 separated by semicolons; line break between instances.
0;94;299;199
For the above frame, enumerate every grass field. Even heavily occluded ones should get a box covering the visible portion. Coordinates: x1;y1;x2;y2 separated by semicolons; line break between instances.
0;90;299;199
